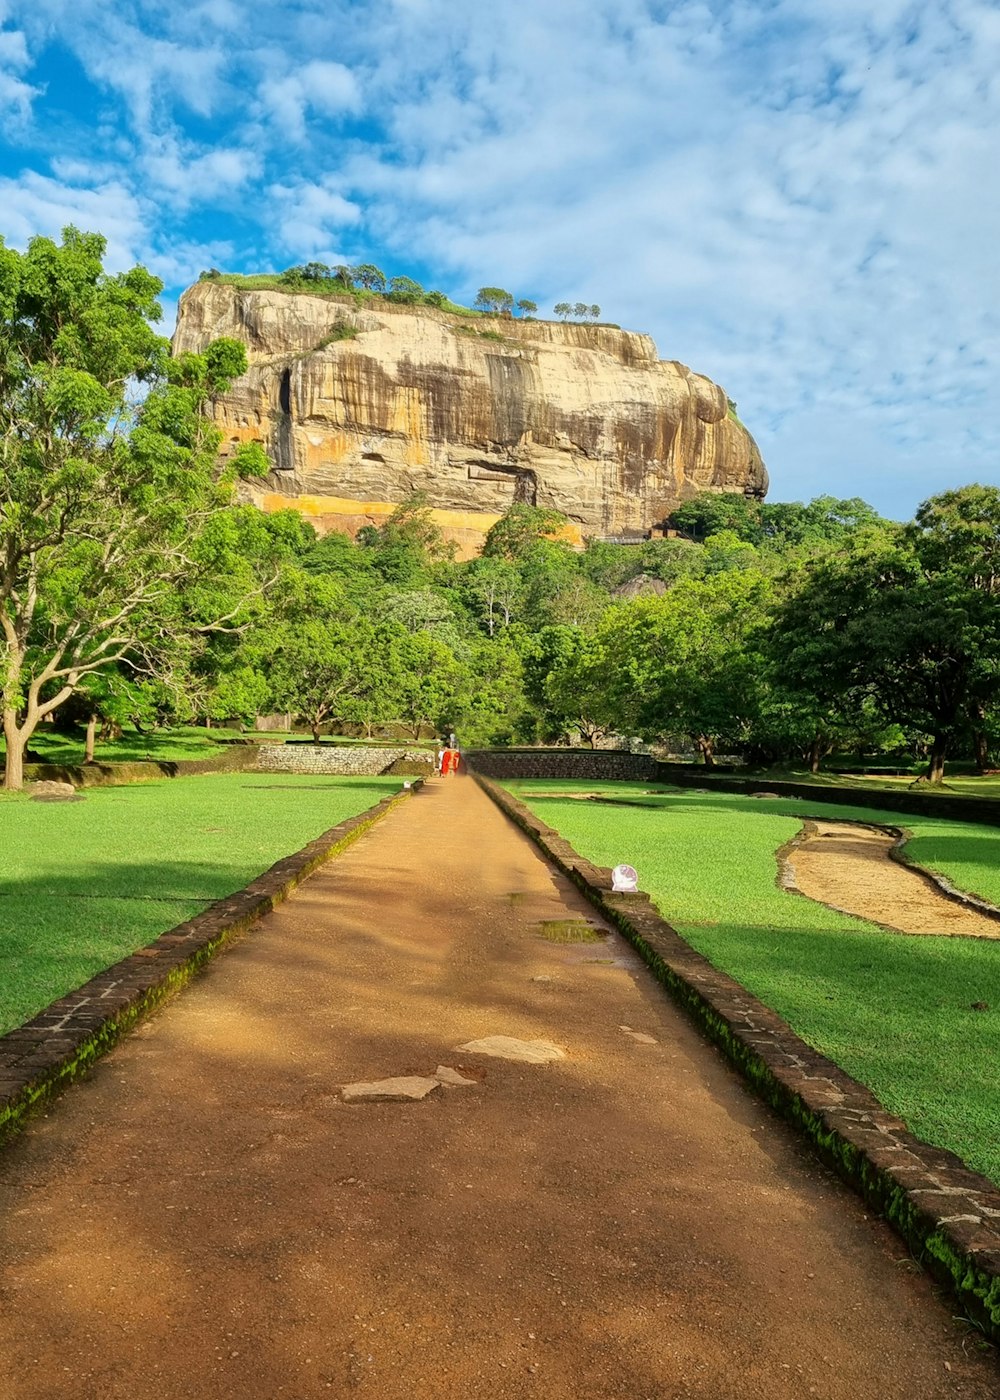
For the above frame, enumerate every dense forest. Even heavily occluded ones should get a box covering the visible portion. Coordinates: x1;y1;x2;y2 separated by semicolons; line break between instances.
3;230;999;787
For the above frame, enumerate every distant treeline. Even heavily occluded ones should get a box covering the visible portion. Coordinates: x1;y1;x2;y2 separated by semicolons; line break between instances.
199;266;603;323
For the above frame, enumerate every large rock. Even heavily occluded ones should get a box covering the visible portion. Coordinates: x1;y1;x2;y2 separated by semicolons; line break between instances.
172;283;767;556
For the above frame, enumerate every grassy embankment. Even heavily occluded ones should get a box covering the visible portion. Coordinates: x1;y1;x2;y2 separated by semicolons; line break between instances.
505;779;1000;1184
722;765;1000;800
0;773;401;1034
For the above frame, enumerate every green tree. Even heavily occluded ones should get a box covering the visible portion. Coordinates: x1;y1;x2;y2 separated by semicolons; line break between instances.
482;503;569;562
589;304;601;320
553;303;572;320
388;275;424;303
771;495;1000;782
265;577;386;741
515;299;537;317
669;492;763;543
462;556;524;636
0;228;273;788
604;571;773;764
395;631;462;740
358;493;454;586
544;628;617;747
352;263;387;292
474;287;515;315
457;634;527;745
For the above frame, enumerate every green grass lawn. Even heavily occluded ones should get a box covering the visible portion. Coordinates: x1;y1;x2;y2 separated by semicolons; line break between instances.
505;779;1000;1184
3;725;252;766
0;773;400;1034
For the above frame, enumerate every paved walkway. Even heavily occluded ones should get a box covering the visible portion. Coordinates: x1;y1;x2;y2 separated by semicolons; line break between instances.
0;777;996;1399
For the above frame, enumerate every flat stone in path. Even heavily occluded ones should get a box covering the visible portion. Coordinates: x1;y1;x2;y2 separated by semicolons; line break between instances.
341;1076;440;1102
620;1025;658;1045
456;1034;565;1062
434;1065;478;1086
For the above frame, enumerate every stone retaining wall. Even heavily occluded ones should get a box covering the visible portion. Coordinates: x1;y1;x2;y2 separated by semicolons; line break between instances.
466;748;658;782
258;743;434;776
475;773;1000;1341
24;745;256;787
662;770;1000;828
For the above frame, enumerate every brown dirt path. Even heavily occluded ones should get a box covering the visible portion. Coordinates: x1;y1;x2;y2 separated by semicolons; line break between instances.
787;821;1000;937
0;777;996;1399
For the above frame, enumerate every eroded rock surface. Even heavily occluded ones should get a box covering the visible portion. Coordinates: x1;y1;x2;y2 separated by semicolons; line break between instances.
172;283;767;554
341;1076;440;1102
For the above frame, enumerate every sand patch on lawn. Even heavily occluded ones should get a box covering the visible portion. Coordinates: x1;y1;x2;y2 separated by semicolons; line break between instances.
786;821;1000;939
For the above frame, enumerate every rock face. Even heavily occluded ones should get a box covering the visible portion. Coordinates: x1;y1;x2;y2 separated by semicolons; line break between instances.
172;282;767;555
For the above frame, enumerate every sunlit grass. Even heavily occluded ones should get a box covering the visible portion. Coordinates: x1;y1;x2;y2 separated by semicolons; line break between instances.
0;773;400;1033
506;779;1000;1184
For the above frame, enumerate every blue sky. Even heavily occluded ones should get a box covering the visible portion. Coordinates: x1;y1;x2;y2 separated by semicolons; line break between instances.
1;0;998;519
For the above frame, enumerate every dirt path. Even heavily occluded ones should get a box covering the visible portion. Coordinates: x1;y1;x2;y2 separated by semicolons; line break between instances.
0;778;996;1399
787;821;1000;937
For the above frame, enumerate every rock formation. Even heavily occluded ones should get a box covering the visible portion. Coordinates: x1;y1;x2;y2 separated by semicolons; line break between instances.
172;282;767;555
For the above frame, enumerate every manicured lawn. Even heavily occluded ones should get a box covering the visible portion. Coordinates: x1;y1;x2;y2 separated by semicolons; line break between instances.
505;780;1000;1184
0;773;400;1034
3;725;252;765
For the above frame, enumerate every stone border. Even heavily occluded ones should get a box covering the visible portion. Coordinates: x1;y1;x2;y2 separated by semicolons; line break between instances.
0;782;420;1148
778;817;1000;929
473;773;1000;1340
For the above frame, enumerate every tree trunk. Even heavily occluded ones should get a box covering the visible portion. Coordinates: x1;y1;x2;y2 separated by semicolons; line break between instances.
974;728;990;774
972;703;990;772
312;722;322;742
926;733;948;784
85;714;97;764
2;706;32;791
808;733;823;774
695;735;715;768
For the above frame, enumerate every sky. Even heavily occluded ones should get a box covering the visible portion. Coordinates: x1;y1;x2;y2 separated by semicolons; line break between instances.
1;0;998;520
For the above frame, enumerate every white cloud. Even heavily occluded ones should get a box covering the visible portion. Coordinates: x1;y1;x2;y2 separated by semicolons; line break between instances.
140;140;261;206
258;60;360;143
0;170;145;270
267;178;361;256
0;15;38;121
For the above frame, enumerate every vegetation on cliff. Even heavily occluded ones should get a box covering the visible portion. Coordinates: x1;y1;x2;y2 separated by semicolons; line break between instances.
199;266;610;325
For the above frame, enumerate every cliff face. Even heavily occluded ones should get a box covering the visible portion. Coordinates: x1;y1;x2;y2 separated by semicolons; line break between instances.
172;283;767;554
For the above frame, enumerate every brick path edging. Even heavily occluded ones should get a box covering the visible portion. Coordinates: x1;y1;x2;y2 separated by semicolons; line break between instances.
473;773;1000;1340
0;782;420;1149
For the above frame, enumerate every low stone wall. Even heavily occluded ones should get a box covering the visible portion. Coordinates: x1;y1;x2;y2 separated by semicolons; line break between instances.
257;743;435;776
475;773;1000;1341
662;769;1000;828
24;745;256;787
466;748;658;782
